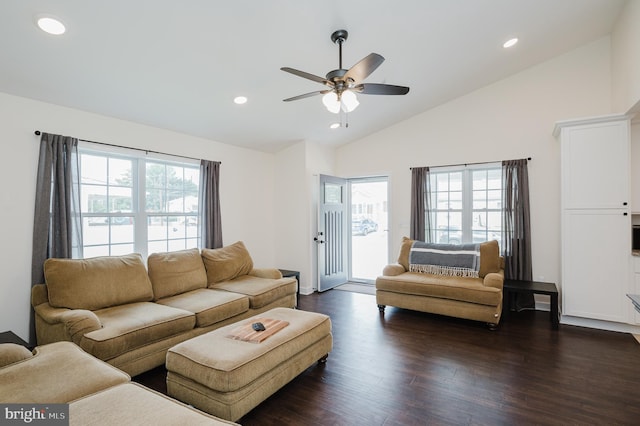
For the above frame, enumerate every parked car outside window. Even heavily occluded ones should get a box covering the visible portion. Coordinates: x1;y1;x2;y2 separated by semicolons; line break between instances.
352;218;378;236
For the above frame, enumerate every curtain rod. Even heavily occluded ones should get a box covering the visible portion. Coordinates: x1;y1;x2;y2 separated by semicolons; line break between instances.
34;130;218;164
410;157;531;170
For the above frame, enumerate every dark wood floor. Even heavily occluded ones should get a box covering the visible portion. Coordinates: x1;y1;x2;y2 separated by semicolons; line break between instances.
134;289;640;425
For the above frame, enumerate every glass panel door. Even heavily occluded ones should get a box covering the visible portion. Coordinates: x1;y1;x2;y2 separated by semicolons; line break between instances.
349;177;389;283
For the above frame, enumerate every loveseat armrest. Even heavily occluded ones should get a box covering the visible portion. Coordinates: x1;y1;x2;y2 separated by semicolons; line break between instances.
33;303;102;345
382;264;406;276
249;268;283;279
31;284;49;307
483;270;505;290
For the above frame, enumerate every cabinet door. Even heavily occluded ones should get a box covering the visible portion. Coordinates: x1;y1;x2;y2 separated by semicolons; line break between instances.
561;120;629;209
562;209;631;322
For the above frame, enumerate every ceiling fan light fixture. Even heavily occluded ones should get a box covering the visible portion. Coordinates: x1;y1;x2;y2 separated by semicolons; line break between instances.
340;90;359;112
322;92;341;114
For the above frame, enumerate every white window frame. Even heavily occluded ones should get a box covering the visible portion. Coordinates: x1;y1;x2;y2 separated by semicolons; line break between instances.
428;163;503;248
78;142;200;259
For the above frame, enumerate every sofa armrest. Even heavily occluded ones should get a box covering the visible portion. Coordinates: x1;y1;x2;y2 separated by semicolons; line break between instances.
483;270;505;290
0;344;33;368
33;303;102;345
382;264;406;276
249;268;283;279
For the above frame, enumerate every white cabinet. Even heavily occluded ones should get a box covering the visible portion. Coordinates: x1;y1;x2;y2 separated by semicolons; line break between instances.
562;210;629;321
560;120;630;209
555;114;632;324
633;257;640;324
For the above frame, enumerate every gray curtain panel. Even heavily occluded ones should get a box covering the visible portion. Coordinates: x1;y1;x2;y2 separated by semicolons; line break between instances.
410;167;431;242
502;158;534;310
31;133;82;288
199;160;223;249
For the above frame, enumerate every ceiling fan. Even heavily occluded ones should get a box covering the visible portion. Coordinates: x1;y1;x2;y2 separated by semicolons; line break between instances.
280;29;409;114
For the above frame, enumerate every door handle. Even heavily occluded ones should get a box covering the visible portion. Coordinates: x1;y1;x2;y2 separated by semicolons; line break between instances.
313;237;325;244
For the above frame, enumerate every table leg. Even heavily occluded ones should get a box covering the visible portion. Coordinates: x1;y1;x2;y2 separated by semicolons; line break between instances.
550;293;559;330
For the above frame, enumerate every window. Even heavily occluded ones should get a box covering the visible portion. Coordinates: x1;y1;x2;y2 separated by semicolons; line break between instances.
428;164;502;246
79;146;200;259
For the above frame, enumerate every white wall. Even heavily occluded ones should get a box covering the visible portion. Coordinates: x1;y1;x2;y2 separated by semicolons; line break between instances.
335;37;613;290
0;92;277;343
274;142;308;289
612;0;640;113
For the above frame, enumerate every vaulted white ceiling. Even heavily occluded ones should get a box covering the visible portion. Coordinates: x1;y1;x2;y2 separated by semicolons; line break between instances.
0;0;627;152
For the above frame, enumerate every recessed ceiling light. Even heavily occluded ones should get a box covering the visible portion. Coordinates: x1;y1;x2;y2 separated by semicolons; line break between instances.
233;96;247;105
503;38;518;48
330;123;340;129
37;16;66;35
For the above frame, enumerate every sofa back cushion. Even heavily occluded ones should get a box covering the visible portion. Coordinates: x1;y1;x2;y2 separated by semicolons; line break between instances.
397;237;501;278
44;253;154;310
201;241;254;285
148;248;207;300
478;239;501;277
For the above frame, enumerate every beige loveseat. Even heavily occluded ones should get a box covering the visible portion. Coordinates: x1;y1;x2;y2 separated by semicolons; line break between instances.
0;341;237;425
376;238;504;329
32;241;297;376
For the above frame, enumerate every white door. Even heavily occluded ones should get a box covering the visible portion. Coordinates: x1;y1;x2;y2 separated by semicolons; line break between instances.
317;174;348;291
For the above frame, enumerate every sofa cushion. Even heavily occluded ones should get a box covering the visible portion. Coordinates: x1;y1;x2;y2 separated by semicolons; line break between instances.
148;248;207;300
397;237;501;278
478;240;501;278
376;273;502;306
44;254;154;310
211;276;297;309
201;241;254;284
0;341;130;403
157;288;250;328
69;383;238;426
398;237;414;271
81;302;195;361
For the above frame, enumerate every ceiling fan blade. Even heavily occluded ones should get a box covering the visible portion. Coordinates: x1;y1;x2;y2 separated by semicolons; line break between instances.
344;53;385;83
354;83;410;95
283;90;331;102
280;67;332;86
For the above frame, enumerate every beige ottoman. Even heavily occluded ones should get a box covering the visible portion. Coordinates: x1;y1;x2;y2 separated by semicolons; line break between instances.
166;307;332;422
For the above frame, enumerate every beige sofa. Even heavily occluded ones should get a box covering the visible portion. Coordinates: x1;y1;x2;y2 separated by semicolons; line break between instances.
32;241;297;376
376;238;504;329
0;341;237;425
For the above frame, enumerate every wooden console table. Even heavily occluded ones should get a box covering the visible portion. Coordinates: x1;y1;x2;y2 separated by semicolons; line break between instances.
279;269;300;307
503;279;560;329
0;331;31;348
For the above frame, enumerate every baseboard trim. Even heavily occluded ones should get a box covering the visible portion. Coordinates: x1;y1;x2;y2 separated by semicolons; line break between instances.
561;315;640;334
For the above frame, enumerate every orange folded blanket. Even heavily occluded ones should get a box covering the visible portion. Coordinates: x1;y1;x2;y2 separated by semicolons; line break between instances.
225;318;289;343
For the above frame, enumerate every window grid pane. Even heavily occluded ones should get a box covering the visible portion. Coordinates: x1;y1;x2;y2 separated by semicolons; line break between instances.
429;166;502;247
80;149;200;259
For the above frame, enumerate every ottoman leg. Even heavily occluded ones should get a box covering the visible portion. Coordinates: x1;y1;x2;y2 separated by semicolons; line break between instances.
318;354;329;364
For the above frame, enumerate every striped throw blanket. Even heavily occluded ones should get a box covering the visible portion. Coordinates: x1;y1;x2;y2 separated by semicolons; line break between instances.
409;241;480;278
